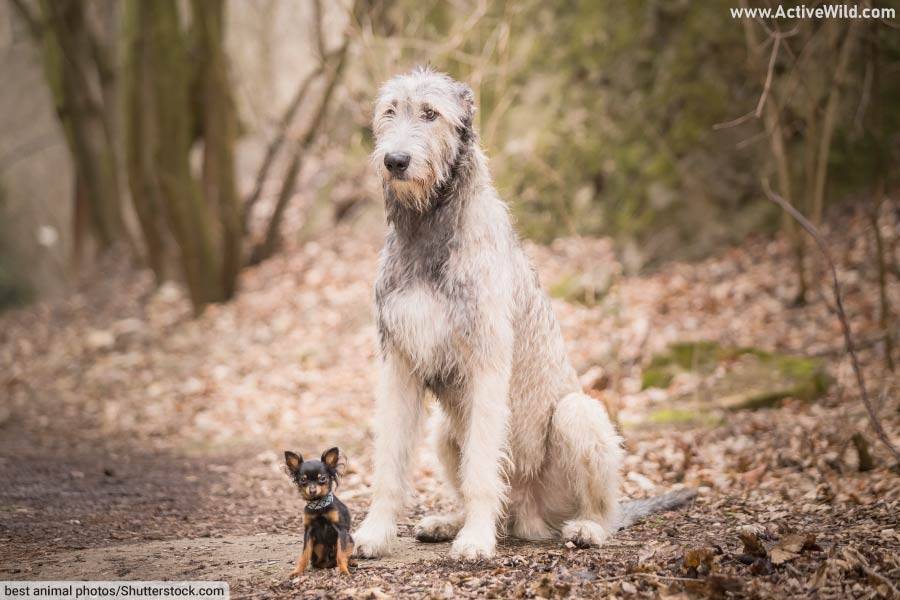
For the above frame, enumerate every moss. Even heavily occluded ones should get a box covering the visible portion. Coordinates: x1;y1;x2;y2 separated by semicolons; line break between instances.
548;273;608;306
641;340;831;406
641;368;675;390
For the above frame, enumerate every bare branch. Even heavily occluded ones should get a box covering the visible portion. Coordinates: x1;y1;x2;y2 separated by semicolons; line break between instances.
248;39;350;265
242;65;324;231
761;178;900;463
311;0;327;62
8;0;43;39
755;36;780;117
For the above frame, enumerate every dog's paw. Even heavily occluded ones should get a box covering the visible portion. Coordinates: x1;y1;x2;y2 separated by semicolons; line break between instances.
561;519;609;548
449;526;496;559
353;519;397;558
415;514;463;543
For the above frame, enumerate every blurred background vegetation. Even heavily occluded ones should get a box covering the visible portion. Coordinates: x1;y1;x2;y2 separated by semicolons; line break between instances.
1;0;898;314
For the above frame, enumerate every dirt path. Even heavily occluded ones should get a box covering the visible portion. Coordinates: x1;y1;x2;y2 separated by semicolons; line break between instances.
10;535;448;583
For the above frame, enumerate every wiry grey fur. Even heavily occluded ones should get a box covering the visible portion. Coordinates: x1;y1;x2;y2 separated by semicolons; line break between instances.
354;67;694;560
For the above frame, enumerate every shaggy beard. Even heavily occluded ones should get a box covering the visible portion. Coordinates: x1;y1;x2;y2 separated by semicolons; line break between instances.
385;174;436;213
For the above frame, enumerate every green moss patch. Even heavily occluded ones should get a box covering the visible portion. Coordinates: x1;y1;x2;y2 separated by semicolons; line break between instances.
641;341;831;411
549;273;610;306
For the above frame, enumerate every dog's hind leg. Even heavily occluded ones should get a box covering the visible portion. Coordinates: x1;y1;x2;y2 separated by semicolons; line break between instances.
415;409;465;543
509;481;553;540
549;392;623;547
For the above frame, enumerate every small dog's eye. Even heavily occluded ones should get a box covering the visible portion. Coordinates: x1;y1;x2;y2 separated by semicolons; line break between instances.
384;107;395;118
300;475;307;482
422;108;437;121
318;475;327;483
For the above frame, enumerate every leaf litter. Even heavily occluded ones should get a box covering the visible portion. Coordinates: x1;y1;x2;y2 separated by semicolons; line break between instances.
1;206;899;598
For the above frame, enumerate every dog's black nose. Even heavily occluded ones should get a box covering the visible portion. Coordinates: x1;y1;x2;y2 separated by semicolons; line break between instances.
384;152;411;174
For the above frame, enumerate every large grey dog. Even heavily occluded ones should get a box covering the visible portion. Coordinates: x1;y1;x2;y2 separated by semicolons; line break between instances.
354;67;693;559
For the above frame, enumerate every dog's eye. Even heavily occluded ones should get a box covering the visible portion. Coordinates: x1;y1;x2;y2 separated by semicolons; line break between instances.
422;108;437;121
300;475;307;483
384;107;395;118
318;475;327;483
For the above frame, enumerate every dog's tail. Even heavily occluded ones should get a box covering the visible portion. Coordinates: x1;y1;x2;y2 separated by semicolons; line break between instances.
615;488;697;530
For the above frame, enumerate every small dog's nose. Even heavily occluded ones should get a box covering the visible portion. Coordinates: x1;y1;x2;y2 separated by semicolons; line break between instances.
384;152;411;174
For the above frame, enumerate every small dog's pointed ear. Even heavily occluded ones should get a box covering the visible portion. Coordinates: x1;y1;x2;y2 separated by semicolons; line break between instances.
321;447;340;469
284;451;303;473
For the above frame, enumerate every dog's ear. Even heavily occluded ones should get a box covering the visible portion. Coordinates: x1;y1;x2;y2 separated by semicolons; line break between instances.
321;447;340;469
284;451;303;473
456;82;476;118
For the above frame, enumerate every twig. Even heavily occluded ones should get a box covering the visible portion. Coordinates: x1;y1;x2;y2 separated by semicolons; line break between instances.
311;0;327;61
248;39;350;265
8;0;42;39
242;65;324;231
755;36;780;118
762;178;900;463
860;564;899;598
851;432;875;472
809;328;896;357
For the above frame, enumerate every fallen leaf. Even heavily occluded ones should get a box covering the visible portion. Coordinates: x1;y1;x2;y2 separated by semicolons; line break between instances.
770;548;799;565
683;546;715;569
738;526;768;558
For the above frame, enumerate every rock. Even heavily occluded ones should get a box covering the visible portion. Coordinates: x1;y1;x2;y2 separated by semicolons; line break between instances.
640;341;830;411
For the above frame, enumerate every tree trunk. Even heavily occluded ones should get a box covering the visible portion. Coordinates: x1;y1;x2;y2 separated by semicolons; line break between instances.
811;20;860;224
143;0;223;313
123;0;167;283
192;0;242;299
37;0;126;250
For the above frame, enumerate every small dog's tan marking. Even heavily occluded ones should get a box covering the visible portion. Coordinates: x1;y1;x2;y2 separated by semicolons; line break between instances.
290;540;313;577
313;543;326;565
336;537;353;575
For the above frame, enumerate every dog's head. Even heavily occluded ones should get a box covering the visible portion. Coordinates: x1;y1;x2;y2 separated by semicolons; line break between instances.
284;447;341;501
372;66;476;212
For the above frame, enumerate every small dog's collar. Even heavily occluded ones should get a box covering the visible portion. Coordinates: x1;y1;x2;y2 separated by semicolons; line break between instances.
306;493;334;512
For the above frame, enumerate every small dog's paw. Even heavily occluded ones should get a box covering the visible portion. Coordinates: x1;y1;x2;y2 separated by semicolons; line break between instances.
561;519;609;548
449;526;496;560
353;520;397;558
415;514;462;543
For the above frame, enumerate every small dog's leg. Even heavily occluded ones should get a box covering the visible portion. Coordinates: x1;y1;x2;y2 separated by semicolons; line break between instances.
289;535;313;577
451;364;511;559
551;392;624;548
336;530;353;575
354;353;424;558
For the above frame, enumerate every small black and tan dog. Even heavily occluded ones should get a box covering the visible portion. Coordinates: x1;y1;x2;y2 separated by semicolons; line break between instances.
284;447;353;575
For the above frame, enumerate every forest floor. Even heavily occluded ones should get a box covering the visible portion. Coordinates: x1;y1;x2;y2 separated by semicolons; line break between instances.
2;206;899;599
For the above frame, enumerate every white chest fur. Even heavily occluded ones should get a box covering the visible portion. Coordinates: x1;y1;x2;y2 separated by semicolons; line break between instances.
379;283;452;374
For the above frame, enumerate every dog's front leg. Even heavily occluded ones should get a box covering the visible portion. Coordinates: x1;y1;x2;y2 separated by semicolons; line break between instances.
450;358;511;560
354;353;424;557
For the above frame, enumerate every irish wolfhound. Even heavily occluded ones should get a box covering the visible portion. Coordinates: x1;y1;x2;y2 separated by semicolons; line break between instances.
354;67;693;559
